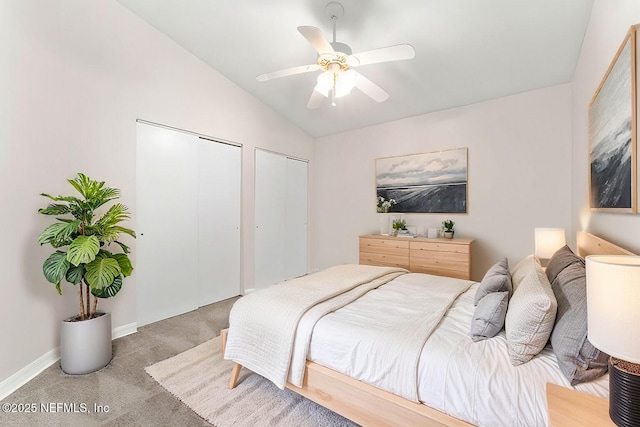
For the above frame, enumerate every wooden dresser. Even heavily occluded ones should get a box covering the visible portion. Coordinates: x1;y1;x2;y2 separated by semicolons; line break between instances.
359;234;474;280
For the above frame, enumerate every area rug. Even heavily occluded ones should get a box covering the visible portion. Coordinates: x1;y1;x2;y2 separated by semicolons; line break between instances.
145;337;358;427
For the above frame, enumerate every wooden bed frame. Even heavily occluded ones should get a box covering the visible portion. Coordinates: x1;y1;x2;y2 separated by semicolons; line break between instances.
221;232;634;427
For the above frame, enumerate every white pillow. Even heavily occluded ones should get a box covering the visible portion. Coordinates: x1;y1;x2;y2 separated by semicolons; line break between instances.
510;254;537;291
505;259;557;365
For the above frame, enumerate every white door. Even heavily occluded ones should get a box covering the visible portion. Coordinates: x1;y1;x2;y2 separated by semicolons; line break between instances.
136;123;199;326
197;138;241;305
285;157;308;279
254;150;287;289
137;123;241;326
254;150;308;289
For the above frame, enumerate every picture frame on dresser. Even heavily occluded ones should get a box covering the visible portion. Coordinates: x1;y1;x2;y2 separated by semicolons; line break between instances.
375;148;468;214
588;24;637;213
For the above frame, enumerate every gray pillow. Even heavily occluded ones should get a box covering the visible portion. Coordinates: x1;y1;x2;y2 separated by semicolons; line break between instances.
470;291;509;342
474;258;512;305
550;262;609;384
546;245;584;284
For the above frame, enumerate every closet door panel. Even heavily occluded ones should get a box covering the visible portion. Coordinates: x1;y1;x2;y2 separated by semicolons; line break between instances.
136;123;199;326
198;140;241;305
285;158;308;279
254;150;287;289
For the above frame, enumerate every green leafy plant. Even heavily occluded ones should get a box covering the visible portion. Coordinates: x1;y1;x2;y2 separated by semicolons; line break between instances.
38;173;135;320
441;219;455;232
392;218;407;231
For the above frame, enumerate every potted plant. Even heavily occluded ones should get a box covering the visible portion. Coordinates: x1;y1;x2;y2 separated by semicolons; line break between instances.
441;219;455;239
392;218;407;237
38;173;135;374
376;196;397;213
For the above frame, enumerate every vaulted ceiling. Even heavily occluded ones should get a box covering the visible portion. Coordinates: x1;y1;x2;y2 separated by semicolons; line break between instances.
117;0;594;137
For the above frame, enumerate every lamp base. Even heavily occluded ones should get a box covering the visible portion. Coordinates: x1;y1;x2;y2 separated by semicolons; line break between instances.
609;357;640;427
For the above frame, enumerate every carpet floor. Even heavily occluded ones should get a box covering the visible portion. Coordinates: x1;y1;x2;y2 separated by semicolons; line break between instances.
0;297;237;427
146;337;357;427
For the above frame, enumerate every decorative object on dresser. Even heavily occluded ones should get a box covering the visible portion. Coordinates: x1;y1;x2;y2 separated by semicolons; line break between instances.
588;24;637;213
391;218;407;237
376;196;396;235
359;234;473;279
441;219;455;238
586;255;640;427
376;148;468;213
534;227;566;267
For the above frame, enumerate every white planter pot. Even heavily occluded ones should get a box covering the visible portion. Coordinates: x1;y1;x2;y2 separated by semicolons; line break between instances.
60;311;112;374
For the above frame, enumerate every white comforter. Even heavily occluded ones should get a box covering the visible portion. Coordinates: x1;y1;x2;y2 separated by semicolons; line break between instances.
224;264;406;388
292;272;472;401
309;278;609;427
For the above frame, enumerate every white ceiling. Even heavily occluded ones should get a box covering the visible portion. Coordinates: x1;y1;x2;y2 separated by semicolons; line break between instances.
116;0;594;138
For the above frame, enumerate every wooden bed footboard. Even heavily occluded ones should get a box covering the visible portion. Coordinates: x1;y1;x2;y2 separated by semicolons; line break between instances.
220;329;473;427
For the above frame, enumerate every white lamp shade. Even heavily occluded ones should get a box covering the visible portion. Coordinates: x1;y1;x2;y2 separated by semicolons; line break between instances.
534;228;566;259
586;255;640;364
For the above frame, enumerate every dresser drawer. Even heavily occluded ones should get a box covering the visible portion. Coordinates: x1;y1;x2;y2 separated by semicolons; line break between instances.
410;240;470;254
360;237;410;252
359;252;410;269
410;255;469;279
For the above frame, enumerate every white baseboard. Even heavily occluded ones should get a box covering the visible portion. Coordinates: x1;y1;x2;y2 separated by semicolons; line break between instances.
112;322;137;339
0;321;137;401
244;288;256;295
0;347;60;401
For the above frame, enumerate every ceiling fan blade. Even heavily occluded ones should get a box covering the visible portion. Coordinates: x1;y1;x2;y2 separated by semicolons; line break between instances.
298;26;334;54
348;44;415;67
354;72;389;103
307;89;325;109
256;64;320;82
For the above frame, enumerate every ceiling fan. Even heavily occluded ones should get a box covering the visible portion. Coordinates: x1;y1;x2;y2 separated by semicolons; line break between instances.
256;2;415;109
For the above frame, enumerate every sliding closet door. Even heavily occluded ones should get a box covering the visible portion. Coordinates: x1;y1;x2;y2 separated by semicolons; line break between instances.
198;139;241;305
137;123;241;326
285;157;308;279
254;150;287;289
254;150;308;289
137;124;199;326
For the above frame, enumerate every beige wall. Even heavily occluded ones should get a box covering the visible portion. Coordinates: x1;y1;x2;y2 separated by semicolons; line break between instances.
311;84;573;280
571;0;640;252
0;0;313;387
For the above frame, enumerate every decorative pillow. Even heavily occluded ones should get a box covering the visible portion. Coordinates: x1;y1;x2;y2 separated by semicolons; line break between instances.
510;254;538;292
474;258;512;305
505;260;557;365
470;291;509;342
550;261;609;384
545;245;584;285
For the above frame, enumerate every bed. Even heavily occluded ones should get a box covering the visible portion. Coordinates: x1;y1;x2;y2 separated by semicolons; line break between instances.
221;232;632;427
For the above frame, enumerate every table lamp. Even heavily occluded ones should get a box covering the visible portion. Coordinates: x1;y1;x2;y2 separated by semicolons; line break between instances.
586;255;640;427
534;228;566;266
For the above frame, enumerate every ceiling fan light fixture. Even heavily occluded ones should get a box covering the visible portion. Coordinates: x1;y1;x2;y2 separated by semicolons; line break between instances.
314;69;356;99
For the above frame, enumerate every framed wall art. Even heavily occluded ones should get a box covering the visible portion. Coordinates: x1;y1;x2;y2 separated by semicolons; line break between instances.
376;148;468;214
589;25;637;213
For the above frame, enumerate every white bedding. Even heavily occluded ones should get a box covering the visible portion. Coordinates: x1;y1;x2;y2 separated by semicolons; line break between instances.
309;276;609;427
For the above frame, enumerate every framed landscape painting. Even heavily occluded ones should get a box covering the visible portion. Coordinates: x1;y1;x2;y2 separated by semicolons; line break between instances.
589;26;637;213
376;148;468;213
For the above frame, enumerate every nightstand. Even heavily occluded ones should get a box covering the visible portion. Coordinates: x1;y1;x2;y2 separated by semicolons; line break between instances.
546;383;614;426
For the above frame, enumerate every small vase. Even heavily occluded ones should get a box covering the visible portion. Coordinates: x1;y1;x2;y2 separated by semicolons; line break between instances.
443;230;454;239
379;213;390;235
